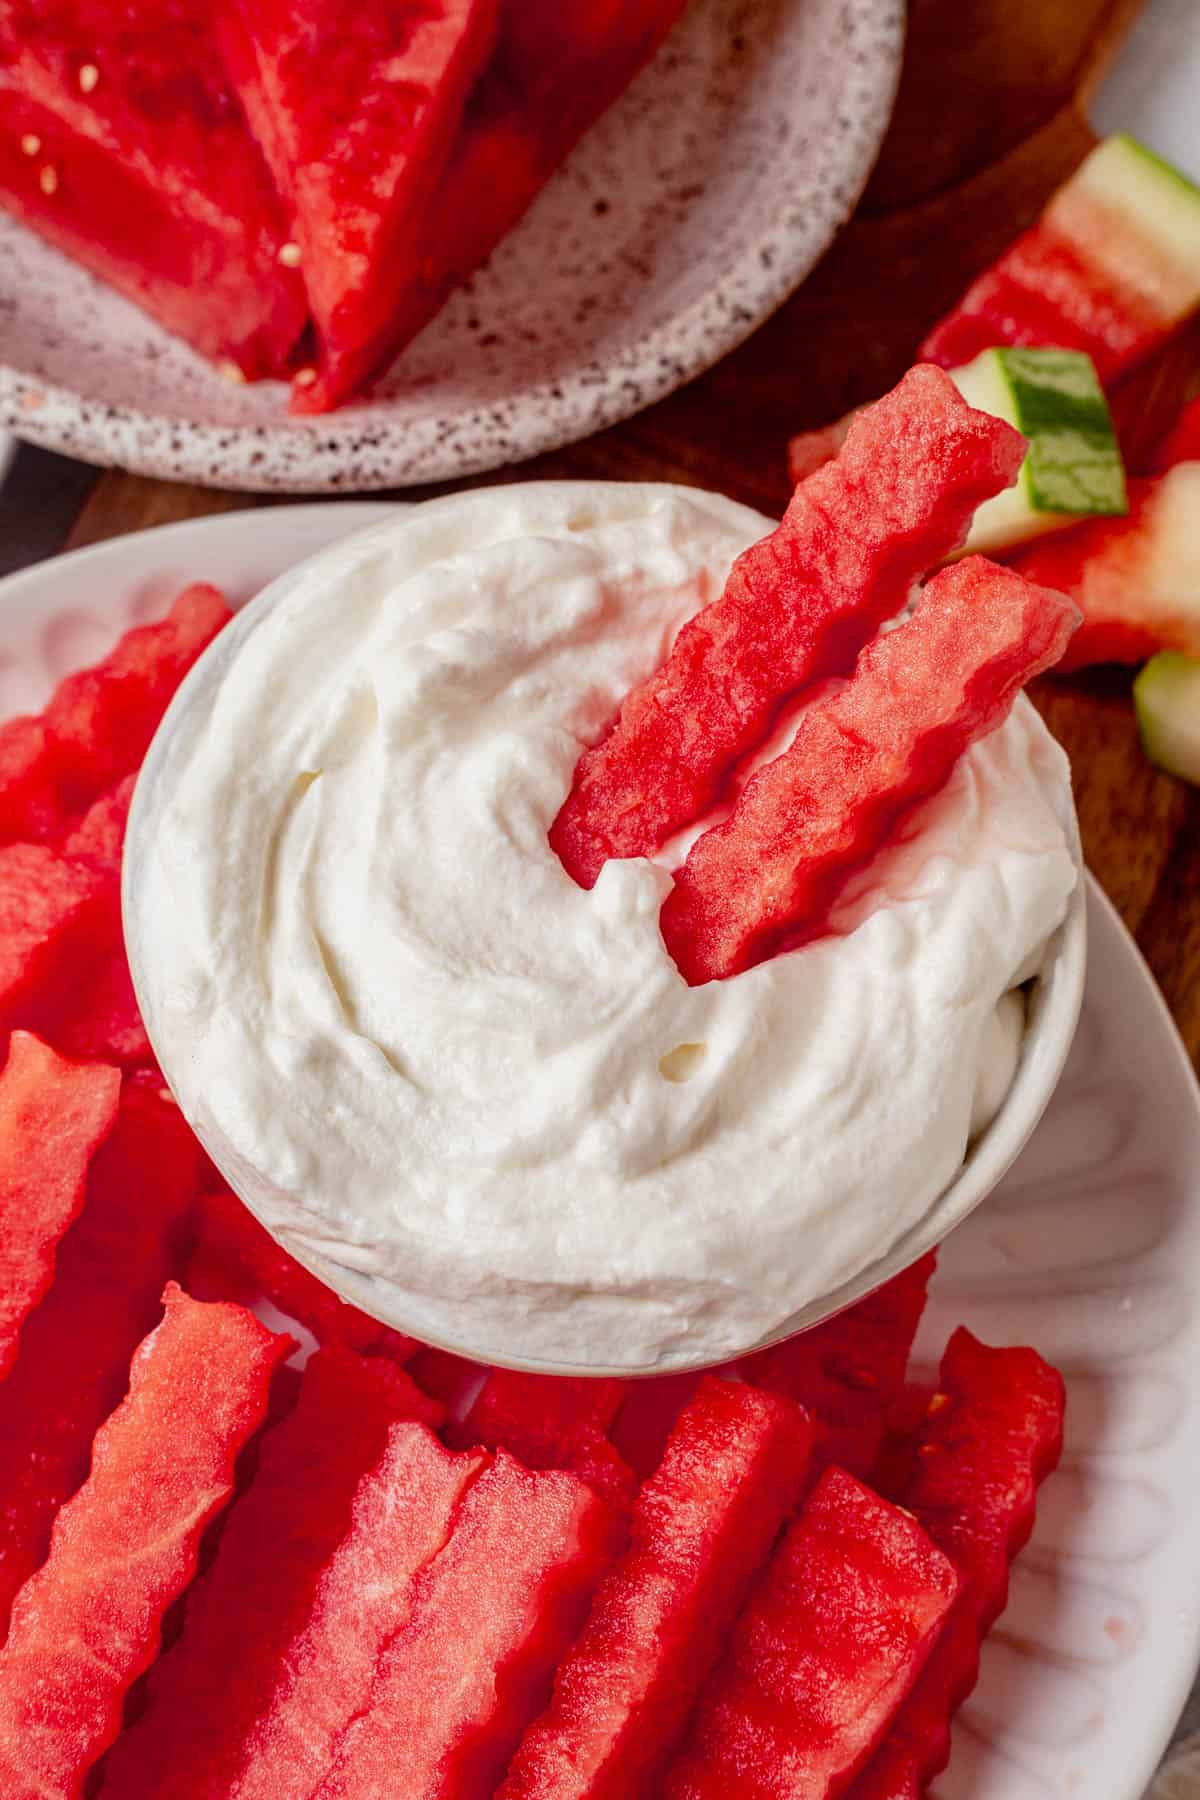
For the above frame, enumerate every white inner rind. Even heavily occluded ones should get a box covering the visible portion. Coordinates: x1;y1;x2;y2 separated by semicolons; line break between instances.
129;483;1079;1369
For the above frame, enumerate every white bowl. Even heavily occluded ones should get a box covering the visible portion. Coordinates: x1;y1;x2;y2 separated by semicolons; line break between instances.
125;512;1088;1379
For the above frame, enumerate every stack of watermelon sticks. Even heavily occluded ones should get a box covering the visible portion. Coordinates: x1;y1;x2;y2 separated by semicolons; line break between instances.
553;362;1079;982
0;0;688;411
0;364;1075;1795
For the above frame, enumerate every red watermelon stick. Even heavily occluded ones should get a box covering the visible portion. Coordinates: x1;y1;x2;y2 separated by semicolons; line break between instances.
664;1468;960;1800
661;556;1078;983
0;1032;119;1381
847;1330;1065;1800
316;1452;618;1800
551;366;1026;887
0;1286;288;1798
498;1378;812;1800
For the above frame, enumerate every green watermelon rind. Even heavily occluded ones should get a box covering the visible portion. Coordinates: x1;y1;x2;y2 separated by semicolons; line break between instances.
1134;652;1200;785
953;347;1127;552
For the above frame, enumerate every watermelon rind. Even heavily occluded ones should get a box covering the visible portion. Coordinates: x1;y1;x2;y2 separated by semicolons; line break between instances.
1134;652;1200;785
952;347;1127;553
1056;134;1200;318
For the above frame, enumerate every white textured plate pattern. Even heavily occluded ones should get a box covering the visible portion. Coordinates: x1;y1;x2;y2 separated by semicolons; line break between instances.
0;0;902;492
3;504;1199;1799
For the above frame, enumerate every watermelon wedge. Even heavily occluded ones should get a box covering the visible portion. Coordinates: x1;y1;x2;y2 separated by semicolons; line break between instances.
316;1452;617;1799
664;1467;960;1800
609;1371;705;1482
552;366;1026;888
660;556;1078;983
0;1032;119;1384
847;1330;1065;1800
455;1370;636;1513
498;1378;812;1800
1007;463;1200;668
0;1074;201;1638
100;1346;445;1800
186;1183;416;1361
738;1254;937;1483
921;135;1200;383
0;11;306;378
189;1426;489;1800
0;1285;288;1798
61;775;135;881
291;0;688;411
218;0;498;410
44;582;231;807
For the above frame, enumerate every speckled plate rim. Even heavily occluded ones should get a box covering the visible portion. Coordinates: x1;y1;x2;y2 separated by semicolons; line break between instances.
0;0;903;492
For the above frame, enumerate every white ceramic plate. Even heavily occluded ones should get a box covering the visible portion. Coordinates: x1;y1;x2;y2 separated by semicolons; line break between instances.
4;504;1199;1800
0;0;902;493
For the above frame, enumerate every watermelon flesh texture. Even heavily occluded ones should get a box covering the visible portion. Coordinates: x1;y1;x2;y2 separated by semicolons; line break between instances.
454;1370;636;1514
315;1451;617;1800
0;10;306;379
846;1329;1065;1800
291;0;688;411
497;1378;813;1800
737;1254;937;1484
218;0;498;408
0;842;105;1029
920;135;1200;383
0;1032;119;1383
0;1285;288;1799
1007;463;1200;668
209;1427;489;1800
552;366;1027;888
663;1467;960;1800
660;556;1079;983
0;716;63;847
100;1348;446;1800
0;1074;202;1640
43;582;231;809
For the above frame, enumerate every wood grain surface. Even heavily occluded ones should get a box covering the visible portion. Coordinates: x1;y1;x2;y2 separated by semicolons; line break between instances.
57;0;1200;1064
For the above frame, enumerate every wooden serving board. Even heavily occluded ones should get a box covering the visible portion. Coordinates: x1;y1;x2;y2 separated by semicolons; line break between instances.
57;0;1200;1063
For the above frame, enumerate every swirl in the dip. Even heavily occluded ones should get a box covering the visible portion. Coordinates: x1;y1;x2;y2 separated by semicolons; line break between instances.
128;484;1077;1369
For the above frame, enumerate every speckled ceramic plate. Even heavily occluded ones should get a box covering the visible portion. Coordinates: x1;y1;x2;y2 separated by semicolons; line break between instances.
3;502;1200;1798
0;0;902;492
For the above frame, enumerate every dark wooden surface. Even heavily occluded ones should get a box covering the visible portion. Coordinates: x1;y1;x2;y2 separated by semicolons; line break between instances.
12;0;1200;1062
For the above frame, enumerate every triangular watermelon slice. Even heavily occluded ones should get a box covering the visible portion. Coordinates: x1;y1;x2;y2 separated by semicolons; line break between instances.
217;0;499;409
290;0;688;411
0;1;307;378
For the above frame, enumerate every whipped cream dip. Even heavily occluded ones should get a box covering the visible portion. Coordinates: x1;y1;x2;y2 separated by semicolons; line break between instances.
128;483;1079;1370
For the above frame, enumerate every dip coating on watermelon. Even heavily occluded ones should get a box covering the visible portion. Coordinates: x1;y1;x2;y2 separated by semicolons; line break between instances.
101;1349;445;1800
1007;464;1200;668
0;6;306;377
552;366;1026;888
847;1330;1065;1800
660;556;1079;983
664;1467;960;1800
218;0;498;410
498;1378;812;1800
0;1032;119;1383
921;135;1200;383
316;1451;617;1800
0;1284;288;1798
290;0;688;412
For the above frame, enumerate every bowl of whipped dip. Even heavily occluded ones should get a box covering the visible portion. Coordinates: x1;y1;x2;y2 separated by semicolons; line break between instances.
124;482;1086;1376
